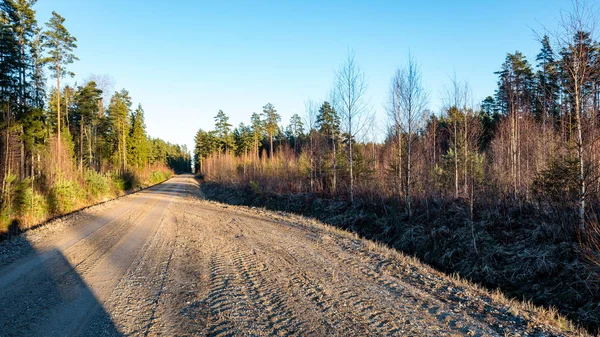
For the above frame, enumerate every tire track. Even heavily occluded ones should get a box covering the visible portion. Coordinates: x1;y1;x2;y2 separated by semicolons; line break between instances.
206;251;251;336
228;243;304;336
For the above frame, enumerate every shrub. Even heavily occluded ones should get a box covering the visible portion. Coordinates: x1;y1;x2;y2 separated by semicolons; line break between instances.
84;170;111;200
110;174;127;194
533;156;579;204
148;170;170;185
14;180;48;226
122;171;141;191
48;177;84;215
249;180;261;195
0;207;13;233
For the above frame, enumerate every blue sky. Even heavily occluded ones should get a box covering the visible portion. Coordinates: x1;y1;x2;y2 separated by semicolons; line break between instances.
34;0;572;151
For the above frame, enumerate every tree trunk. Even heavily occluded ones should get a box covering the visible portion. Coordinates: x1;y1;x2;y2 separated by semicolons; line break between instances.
269;134;273;160
398;128;403;199
20;125;25;179
406;133;412;219
454;119;459;198
349;119;354;203
88;126;93;170
57;66;61;168
332;132;337;195
2;108;10;196
575;87;586;231
511;107;517;199
463;112;468;196
122;120;127;172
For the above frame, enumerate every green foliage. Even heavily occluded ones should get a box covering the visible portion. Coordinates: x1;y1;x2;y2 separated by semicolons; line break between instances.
148;170;170;185
42;11;78;79
233;123;254;157
16;185;48;223
128;104;149;169
107;89;132;170
262;102;280;156
214;110;234;153
194;129;219;172
0;174;19;231
111;171;140;192
533;156;579;203
48;177;84;215
249;180;261;194
317;101;340;141
84;169;110;200
110;174;126;193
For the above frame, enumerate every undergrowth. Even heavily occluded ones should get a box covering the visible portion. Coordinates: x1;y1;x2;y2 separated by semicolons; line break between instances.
0;168;173;237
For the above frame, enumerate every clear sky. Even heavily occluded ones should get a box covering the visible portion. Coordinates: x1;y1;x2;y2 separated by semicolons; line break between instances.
33;0;572;152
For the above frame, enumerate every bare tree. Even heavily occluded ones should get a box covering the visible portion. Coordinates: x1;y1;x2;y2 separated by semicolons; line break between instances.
398;55;428;218
553;0;598;230
304;99;319;193
387;69;404;199
334;50;369;203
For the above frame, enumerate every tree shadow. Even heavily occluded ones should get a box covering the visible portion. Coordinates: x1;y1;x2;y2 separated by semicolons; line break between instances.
0;230;123;336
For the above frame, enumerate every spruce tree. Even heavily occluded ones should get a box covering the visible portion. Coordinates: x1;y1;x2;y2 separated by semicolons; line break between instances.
73;81;101;170
288;113;304;154
535;35;560;124
128;104;148;169
316;101;340;194
107;89;132;171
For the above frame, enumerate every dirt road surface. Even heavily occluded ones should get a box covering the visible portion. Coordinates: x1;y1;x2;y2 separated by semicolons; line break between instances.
0;175;580;336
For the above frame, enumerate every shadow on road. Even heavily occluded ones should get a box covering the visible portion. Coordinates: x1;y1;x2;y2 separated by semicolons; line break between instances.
0;222;123;337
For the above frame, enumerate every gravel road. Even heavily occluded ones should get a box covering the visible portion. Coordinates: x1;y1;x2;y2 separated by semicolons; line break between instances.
0;175;582;336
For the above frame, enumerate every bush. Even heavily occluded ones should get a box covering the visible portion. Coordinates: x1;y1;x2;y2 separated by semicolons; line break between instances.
110;171;140;193
48;177;84;215
85;170;111;200
148;170;170;185
122;171;141;191
14;181;48;225
110;174;127;194
533;156;579;204
0;207;13;233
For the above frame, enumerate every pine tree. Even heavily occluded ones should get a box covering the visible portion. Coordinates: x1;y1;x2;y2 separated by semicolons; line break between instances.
42;11;77;165
495;51;534;198
262;103;280;159
214;109;233;154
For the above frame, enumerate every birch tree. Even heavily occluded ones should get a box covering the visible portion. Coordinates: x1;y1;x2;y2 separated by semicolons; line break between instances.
334;50;369;203
554;0;599;230
398;55;428;218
